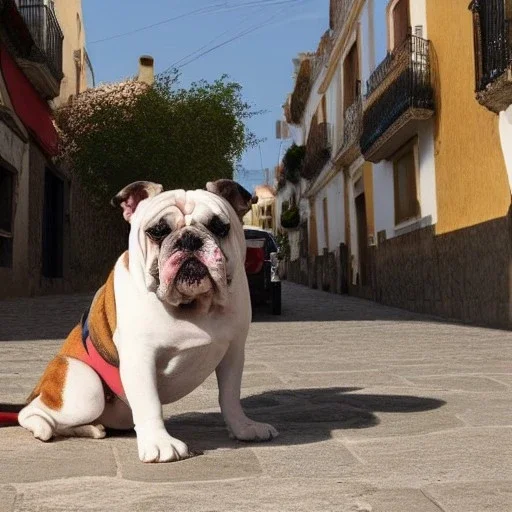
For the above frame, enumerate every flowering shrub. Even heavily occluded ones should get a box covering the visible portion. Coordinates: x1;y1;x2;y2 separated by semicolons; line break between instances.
55;74;259;206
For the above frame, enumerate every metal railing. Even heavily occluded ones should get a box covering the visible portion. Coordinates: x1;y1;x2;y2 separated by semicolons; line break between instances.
340;95;362;153
301;121;331;180
311;33;333;85
15;0;63;81
470;0;512;91
366;34;431;98
331;0;356;39
361;35;434;155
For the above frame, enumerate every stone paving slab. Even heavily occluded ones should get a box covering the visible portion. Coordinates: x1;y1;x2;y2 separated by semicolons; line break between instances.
10;478;445;512
0;282;511;510
342;427;512;487
424;481;512;512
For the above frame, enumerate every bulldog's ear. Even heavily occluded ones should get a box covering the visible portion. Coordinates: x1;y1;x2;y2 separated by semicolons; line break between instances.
111;181;163;223
206;179;255;220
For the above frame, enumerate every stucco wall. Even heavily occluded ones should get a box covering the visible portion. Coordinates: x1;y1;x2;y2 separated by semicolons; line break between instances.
53;0;87;105
371;120;437;240
0;123;30;298
313;171;345;254
427;0;510;235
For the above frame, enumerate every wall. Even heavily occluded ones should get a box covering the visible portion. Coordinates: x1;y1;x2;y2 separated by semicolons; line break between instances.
0;123;30;298
313;171;345;254
375;209;512;329
360;0;388;92
53;0;87;105
427;0;510;235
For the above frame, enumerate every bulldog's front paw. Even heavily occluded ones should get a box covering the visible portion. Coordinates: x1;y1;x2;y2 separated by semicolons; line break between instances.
228;420;278;442
136;427;190;463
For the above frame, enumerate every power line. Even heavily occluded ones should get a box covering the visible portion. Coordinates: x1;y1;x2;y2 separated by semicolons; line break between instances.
89;0;298;45
89;3;226;44
163;3;267;70
171;0;304;70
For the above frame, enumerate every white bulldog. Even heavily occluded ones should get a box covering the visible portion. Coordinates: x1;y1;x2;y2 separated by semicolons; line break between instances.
19;179;277;463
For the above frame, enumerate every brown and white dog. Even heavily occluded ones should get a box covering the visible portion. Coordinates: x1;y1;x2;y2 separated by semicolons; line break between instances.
19;179;277;463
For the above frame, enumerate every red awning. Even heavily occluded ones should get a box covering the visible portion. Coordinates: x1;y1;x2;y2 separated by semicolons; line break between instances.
0;44;58;156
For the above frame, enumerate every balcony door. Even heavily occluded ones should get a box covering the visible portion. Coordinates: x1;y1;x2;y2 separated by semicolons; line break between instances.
391;0;410;49
343;41;360;113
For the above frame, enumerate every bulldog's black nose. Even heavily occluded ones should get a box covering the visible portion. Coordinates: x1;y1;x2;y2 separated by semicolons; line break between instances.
176;231;203;252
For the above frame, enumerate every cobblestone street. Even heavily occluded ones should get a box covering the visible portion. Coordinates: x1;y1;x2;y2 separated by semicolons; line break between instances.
0;282;511;511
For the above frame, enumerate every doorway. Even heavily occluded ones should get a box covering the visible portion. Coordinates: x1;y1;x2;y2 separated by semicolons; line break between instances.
42;169;64;278
355;192;368;286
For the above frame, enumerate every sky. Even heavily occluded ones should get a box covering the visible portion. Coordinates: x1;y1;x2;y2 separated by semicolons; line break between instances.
82;0;330;193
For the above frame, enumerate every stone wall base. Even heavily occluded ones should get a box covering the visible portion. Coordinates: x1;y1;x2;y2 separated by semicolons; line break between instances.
284;210;512;330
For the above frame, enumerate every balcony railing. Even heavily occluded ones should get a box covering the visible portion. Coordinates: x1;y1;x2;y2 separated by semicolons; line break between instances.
311;31;333;85
16;0;63;82
331;0;356;39
301;120;331;181
361;35;434;162
336;95;362;165
470;0;512;112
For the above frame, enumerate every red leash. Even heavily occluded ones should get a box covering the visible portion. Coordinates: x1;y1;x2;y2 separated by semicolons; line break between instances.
0;412;19;425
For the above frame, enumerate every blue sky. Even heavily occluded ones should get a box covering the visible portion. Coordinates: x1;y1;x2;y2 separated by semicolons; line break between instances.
82;0;329;191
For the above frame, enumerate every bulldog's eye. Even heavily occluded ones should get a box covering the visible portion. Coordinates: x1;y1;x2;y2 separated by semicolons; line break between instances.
207;215;230;238
145;220;171;243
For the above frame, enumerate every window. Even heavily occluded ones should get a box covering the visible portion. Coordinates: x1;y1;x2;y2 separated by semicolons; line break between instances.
343;41;360;112
391;0;410;49
322;196;329;249
393;142;419;225
0;165;14;267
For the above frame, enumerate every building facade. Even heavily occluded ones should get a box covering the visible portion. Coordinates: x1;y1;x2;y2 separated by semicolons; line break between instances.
0;0;127;299
279;0;512;329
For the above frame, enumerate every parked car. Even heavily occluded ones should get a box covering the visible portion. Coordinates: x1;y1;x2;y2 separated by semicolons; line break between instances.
244;227;281;315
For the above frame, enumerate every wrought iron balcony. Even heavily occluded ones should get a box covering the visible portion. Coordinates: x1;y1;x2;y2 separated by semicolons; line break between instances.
361;35;434;163
301;120;331;181
470;0;512;113
14;0;63;98
335;95;362;166
330;0;356;39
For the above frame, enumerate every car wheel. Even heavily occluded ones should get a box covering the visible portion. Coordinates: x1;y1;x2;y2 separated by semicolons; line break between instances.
271;282;281;315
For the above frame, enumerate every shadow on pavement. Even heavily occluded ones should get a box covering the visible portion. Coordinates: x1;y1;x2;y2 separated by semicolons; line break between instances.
0;282;447;342
161;387;446;451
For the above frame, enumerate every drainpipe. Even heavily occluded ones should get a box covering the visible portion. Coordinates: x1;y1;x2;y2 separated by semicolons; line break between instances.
137;55;155;85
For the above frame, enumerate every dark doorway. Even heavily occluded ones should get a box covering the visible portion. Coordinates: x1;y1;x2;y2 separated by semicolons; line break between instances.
355;192;368;286
42;169;64;278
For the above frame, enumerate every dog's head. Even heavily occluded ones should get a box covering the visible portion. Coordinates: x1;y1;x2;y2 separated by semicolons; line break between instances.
111;180;255;311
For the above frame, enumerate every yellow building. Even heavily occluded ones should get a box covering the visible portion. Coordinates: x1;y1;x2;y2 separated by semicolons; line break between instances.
53;0;93;105
282;0;512;328
359;0;512;328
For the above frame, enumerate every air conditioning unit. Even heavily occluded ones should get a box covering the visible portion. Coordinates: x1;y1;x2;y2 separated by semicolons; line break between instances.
275;120;290;140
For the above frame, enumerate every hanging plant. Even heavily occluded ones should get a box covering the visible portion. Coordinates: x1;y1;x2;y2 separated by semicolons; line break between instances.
281;205;300;229
283;144;306;184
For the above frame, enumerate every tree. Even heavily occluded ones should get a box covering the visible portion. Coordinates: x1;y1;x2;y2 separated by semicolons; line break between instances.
55;73;259;206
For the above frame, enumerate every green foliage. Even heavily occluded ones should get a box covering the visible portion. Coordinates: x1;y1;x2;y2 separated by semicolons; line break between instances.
55;73;260;206
280;205;300;229
275;231;290;260
282;144;305;184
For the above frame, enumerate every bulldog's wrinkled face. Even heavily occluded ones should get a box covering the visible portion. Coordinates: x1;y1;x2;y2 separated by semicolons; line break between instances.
143;191;235;309
112;181;255;312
